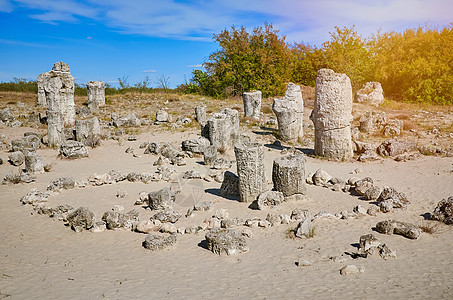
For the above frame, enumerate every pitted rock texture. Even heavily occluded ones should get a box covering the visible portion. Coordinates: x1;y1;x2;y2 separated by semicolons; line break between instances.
272;83;303;141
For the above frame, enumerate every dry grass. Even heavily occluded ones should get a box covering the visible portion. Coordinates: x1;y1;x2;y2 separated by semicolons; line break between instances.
419;220;444;234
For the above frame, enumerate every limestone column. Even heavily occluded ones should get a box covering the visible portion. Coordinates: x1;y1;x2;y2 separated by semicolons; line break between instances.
205;108;240;149
87;81;105;114
234;142;266;203
272;153;306;197
272;83;303;142
243;90;261;119
311;69;353;160
194;105;207;126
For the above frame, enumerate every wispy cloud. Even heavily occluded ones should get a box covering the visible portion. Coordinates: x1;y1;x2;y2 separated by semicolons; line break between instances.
6;0;453;44
0;0;13;12
0;38;49;47
186;64;202;68
142;70;156;73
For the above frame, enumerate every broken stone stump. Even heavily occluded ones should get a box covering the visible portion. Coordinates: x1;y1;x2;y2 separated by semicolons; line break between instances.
243;90;262;119
272;153;306;197
311;69;353;160
359;111;387;133
272;83;303;141
220;171;240;197
205;228;249;255
234;142;266;203
25;152;44;174
46;110;65;147
142;233;177;251
355;82;384;106
204;108;240;149
86;81;105;113
203;145;218;166
148;187;175;210
75;117;101;146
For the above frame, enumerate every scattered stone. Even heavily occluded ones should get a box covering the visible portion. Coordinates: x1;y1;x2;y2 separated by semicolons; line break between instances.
151;209;182;223
212;158;232;170
311;69;353;160
155;110;169;122
67;207;95;232
24;152;45;174
378;244;397;260
272;153;306;197
203;145;218;166
205;228;250;255
353;205;367;215
430;196;453;225
102;209;139;230
214;208;229;220
59;141;89;159
75;117;101;146
354;177;374;196
279;214;291;224
136;220;162;233
291;208;312;221
297;259;313;267
272;83;303;141
312;169;332;186
193;201;214;212
194;105;207;126
243;90;262;119
358;234;381;255
20;188;50;205
367;206;380;216
221;217;244;229
265;213;281;226
47;177;76;192
377;187;410;212
295;218;313;238
364;186;383;201
183;170;202;179
340;264;360;275
116;189;128;198
8;151;25;166
142;233;177;251
375;220;421;239
90;221;107;233
148;187;175;210
111;113;141;127
249;191;284;210
383;120;403;137
377;139;416;157
355;82;384;106
2;172;36;185
203;217;222;230
0;108;14;123
234;142;266;202
111;205;124;212
182;137;210;154
159;223;177;234
359;111;387;133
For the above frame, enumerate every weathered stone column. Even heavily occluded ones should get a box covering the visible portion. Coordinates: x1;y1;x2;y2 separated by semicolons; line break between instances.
87;81;105;113
43;62;76;147
311;69;353;160
203;145;218;166
272;153;306;197
194;105;207;126
234;142;266;203
205;108;240;149
37;72;50;106
272;83;304;142
243;90;262;119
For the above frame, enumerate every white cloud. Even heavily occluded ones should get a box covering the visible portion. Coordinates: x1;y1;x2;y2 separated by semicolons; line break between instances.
0;0;13;12
186;64;202;68
7;0;453;44
142;70;156;73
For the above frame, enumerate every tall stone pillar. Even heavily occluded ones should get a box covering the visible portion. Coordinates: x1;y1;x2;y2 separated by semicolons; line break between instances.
243;90;261;119
87;81;105;113
311;69;353;160
272;83;303;142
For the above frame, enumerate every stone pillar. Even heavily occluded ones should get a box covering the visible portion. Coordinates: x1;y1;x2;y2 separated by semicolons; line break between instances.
75;117;101;146
234;142;266;203
37;72;50;106
311;69;353;160
43;62;76;146
205;108;240;150
272;153;306;197
194;105;207;126
243;90;262;119
87;81;105;114
272;83;304;142
25;152;44;174
203;145;218;166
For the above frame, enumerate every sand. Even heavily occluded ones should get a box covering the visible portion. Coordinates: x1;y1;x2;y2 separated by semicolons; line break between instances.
1;121;453;299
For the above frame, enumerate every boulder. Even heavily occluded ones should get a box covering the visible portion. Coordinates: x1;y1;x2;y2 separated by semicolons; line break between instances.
20;188;50;205
75;117;101;146
377;187;410;212
0;108;14;123
340;265;360;275
295;218;313;238
354;82;384;106
24;152;44;174
375;220;421;239
312;169;332;186
430;196;453;225
155;110;169;122
67;207;95;232
376;139;416;157
250;191;284;210
8;151;25;166
111;113;141;127
142;234;177;251
219;171;240;197
59;141;89;159
102;209;139;230
182;137;210;154
383;120;403;137
47;177;76;192
151;209;182;223
148;187;175;210
205;228;249;255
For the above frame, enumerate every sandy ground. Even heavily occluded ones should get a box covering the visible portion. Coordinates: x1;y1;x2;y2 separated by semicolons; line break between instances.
1;110;453;299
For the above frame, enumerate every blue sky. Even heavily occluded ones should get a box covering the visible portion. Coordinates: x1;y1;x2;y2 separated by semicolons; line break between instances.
0;0;451;88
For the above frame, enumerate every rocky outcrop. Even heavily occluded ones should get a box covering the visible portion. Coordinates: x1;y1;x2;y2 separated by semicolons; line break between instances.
243;90;262;119
205;228;249;255
311;69;353;160
272;83;303;141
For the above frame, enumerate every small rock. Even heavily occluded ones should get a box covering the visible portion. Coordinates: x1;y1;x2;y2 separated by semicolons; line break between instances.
205;228;249;255
340;264;360;275
214;208;229;220
116;189;128;198
142;233;177;251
